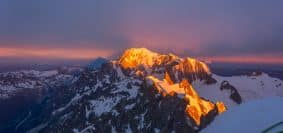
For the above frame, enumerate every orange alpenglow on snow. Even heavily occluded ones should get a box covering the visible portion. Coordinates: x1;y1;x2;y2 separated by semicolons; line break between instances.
119;48;211;74
164;72;174;85
147;75;186;97
147;75;225;126
216;102;227;114
177;58;211;75
119;48;159;69
181;79;226;125
181;79;215;126
119;48;180;69
119;48;226;126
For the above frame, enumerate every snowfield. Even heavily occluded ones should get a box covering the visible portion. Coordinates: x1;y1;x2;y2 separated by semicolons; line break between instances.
213;73;283;101
193;73;283;108
202;97;283;133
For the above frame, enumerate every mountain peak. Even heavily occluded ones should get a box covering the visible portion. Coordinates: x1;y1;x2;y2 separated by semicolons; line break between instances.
118;48;213;82
118;48;159;69
115;48;221;127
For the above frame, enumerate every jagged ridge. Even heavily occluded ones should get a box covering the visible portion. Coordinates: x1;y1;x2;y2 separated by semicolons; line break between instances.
118;48;225;128
118;48;215;83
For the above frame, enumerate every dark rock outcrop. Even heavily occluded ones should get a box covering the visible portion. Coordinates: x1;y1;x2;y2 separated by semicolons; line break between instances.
220;81;242;104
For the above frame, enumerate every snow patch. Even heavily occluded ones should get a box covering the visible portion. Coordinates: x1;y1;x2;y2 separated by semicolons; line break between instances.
89;96;122;117
125;103;136;110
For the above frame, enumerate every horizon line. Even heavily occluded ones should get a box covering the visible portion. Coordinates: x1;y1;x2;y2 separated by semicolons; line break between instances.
0;47;282;65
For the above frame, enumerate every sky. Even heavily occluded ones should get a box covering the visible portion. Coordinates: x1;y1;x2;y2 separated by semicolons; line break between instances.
0;0;283;64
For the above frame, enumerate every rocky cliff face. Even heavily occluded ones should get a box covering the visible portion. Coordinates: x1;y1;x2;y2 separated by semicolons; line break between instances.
220;81;242;104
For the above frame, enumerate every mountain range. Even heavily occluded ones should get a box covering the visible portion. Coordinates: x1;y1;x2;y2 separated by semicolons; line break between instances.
0;48;282;133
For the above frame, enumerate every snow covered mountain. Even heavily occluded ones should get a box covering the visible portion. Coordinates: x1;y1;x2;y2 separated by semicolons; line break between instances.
0;68;81;100
0;67;83;131
0;70;78;100
2;48;282;133
87;57;109;70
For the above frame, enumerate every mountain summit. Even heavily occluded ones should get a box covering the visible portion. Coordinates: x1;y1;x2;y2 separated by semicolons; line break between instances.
119;48;160;69
119;48;214;83
118;48;225;127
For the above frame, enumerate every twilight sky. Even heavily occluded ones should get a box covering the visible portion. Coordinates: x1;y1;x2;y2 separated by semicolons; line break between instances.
0;0;283;64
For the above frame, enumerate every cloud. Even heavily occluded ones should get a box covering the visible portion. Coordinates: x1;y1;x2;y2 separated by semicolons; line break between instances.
0;0;282;61
0;47;114;59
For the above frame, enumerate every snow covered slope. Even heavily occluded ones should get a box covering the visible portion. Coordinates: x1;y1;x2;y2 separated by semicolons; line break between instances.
192;73;283;108
202;97;283;133
213;73;283;101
